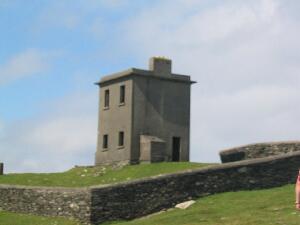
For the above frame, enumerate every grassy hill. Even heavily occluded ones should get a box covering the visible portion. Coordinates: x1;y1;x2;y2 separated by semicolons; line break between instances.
1;184;298;225
0;162;212;187
0;211;80;225
105;184;299;225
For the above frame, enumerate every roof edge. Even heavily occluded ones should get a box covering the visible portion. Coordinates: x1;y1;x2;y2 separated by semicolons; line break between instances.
95;68;196;85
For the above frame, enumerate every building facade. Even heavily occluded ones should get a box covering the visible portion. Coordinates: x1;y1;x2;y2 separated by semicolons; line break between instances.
95;57;195;165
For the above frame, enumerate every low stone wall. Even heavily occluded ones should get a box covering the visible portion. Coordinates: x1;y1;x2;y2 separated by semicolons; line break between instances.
0;185;91;224
89;152;300;224
0;163;3;175
219;141;300;163
1;151;300;224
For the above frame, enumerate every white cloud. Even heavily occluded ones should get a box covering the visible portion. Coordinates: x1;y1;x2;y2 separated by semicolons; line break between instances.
115;0;300;162
0;49;49;85
34;0;130;32
0;120;4;138
22;116;96;154
2;0;300;172
0;91;98;173
89;17;108;38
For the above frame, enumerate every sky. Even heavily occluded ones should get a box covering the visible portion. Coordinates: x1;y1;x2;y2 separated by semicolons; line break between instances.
1;0;300;173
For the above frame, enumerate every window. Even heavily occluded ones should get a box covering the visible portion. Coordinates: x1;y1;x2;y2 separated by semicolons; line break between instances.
119;85;125;104
103;134;108;149
118;131;124;146
104;89;109;108
172;137;180;162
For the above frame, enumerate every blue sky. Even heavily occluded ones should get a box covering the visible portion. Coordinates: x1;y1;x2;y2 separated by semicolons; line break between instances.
0;1;131;120
1;0;300;172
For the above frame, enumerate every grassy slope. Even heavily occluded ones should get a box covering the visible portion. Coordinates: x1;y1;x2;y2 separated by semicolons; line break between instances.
0;162;212;187
105;184;300;225
1;184;299;225
0;211;80;225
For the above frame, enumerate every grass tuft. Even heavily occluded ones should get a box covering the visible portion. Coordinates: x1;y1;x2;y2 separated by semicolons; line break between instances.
0;211;80;225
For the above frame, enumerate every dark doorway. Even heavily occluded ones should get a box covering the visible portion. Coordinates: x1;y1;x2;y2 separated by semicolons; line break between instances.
172;137;180;161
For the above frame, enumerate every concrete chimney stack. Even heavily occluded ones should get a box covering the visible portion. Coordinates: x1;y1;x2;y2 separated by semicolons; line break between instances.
149;57;172;77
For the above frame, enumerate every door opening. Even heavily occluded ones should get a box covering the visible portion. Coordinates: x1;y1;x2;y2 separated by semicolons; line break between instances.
172;137;180;162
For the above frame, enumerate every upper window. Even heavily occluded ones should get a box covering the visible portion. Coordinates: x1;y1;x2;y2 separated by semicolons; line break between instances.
104;89;110;108
119;85;125;104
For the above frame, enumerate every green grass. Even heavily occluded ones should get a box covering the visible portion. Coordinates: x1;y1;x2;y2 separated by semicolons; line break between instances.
2;163;298;225
0;211;80;225
0;162;212;187
104;184;300;225
1;184;299;225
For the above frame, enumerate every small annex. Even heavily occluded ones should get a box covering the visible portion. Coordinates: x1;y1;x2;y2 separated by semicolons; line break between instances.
95;57;196;165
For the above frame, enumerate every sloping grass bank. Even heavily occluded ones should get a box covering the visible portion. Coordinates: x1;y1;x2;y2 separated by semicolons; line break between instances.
0;211;80;225
0;162;212;187
104;184;299;225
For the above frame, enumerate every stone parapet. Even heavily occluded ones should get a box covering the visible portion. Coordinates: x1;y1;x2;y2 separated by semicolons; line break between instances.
219;141;300;163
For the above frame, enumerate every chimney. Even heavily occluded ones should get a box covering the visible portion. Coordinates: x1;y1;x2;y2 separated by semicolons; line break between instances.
149;57;172;77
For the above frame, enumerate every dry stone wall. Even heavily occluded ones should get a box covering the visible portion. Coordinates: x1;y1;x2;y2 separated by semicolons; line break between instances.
0;185;91;224
89;152;300;224
1;151;300;224
219;141;300;163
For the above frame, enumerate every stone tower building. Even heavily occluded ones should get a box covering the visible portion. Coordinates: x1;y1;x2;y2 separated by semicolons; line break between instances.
95;57;196;165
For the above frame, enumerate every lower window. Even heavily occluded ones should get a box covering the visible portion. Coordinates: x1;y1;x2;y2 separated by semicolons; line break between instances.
103;134;108;149
118;131;124;146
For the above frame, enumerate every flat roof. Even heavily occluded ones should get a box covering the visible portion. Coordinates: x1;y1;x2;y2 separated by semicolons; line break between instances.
95;68;196;85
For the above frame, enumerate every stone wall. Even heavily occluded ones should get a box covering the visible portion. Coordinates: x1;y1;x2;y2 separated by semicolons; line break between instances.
1;151;300;224
219;141;300;163
0;185;91;224
0;163;3;175
89;152;300;224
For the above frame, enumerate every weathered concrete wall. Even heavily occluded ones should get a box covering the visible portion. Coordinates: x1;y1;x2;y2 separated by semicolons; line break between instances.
132;75;191;163
0;163;3;175
139;135;165;162
1;152;300;224
95;57;195;165
95;77;133;165
219;141;300;163
0;185;91;224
